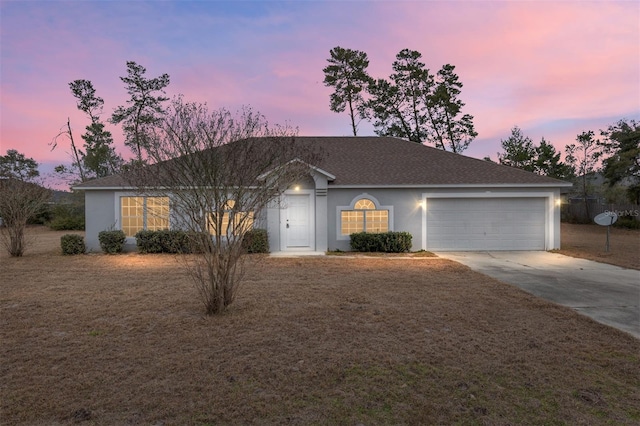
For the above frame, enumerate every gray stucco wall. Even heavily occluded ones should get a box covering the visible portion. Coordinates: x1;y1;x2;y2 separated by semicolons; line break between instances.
84;190;117;252
325;186;563;252
327;188;424;252
82;185;563;254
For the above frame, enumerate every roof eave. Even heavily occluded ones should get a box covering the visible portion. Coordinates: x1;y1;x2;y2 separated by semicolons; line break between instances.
328;182;573;189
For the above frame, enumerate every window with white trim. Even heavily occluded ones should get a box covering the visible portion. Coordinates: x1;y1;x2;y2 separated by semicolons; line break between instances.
340;198;389;235
121;196;170;237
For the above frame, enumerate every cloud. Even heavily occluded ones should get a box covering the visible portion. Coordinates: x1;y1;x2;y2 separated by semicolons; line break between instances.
1;0;638;183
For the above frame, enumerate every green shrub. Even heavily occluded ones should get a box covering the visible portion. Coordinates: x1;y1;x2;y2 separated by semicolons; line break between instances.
242;228;269;253
28;203;52;225
47;203;85;230
350;231;412;253
60;234;85;255
48;215;85;231
98;230;126;254
135;229;192;253
613;216;640;229
170;230;193;253
135;229;164;253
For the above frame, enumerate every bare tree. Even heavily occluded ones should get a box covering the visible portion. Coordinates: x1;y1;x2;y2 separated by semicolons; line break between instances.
566;130;603;220
0;178;51;257
50;118;87;183
129;97;318;314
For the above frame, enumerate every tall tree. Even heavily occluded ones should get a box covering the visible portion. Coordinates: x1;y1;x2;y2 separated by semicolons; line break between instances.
366;49;432;143
534;138;574;180
69;79;123;178
565;130;603;218
129;98;318;315
424;64;477;153
599;119;639;203
497;127;573;180
323;46;372;136
498;126;537;172
0;149;40;181
111;61;170;163
360;49;476;152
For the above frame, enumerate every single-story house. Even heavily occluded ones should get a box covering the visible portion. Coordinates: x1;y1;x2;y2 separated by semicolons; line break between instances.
75;136;572;253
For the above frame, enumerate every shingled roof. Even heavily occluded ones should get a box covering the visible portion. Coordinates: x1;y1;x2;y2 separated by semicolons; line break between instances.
75;136;571;189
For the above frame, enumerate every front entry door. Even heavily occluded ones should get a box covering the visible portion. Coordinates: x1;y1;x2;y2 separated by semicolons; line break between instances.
284;193;312;248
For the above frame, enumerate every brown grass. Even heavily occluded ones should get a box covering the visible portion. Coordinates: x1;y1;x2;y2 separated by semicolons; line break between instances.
558;223;640;270
1;228;639;425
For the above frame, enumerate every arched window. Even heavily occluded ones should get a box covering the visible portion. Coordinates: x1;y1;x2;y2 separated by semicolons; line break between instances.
341;197;389;235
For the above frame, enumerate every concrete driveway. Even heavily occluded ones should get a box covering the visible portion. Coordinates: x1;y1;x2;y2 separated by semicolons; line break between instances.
436;251;640;339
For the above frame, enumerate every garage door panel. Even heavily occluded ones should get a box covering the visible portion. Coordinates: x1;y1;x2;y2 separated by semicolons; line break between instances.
426;198;545;251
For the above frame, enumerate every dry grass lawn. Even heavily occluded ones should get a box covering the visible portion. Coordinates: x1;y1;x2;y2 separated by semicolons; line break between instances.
1;228;639;425
558;223;640;270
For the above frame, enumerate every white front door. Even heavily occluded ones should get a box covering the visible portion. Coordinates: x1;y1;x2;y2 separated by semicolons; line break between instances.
282;193;313;249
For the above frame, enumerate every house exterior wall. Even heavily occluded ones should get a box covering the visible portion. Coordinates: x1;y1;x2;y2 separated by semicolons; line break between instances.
326;188;424;252
83;185;563;254
84;190;118;252
265;171;330;253
324;186;563;252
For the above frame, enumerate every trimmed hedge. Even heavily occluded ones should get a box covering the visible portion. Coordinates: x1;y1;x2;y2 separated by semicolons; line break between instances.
135;229;191;254
98;230;126;254
242;228;269;253
134;229;270;254
350;231;412;253
60;234;85;255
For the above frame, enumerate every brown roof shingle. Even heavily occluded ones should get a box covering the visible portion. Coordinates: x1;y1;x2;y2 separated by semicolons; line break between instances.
298;136;569;186
75;136;570;189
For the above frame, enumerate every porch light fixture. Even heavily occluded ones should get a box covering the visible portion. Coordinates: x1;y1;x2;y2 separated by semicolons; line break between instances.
294;185;301;191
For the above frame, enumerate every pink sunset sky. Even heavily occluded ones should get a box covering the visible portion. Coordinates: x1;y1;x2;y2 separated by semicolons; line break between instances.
1;0;638;189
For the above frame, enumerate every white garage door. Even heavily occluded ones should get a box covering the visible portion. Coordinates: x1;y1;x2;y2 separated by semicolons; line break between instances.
426;198;546;251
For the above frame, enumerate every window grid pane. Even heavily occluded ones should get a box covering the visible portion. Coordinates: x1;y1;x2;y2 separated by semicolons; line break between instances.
365;210;389;233
354;199;375;210
121;196;169;236
121;197;144;237
341;198;389;236
208;202;253;236
341;211;364;235
146;197;170;231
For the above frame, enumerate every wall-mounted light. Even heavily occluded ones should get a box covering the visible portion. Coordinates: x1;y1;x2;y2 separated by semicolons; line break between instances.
294;185;300;191
555;198;562;207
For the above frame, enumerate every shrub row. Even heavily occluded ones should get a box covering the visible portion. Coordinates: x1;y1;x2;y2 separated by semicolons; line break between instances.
135;228;270;254
350;231;412;253
61;228;271;255
135;229;192;253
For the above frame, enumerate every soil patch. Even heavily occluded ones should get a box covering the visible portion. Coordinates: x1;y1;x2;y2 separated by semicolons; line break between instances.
558;223;639;269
